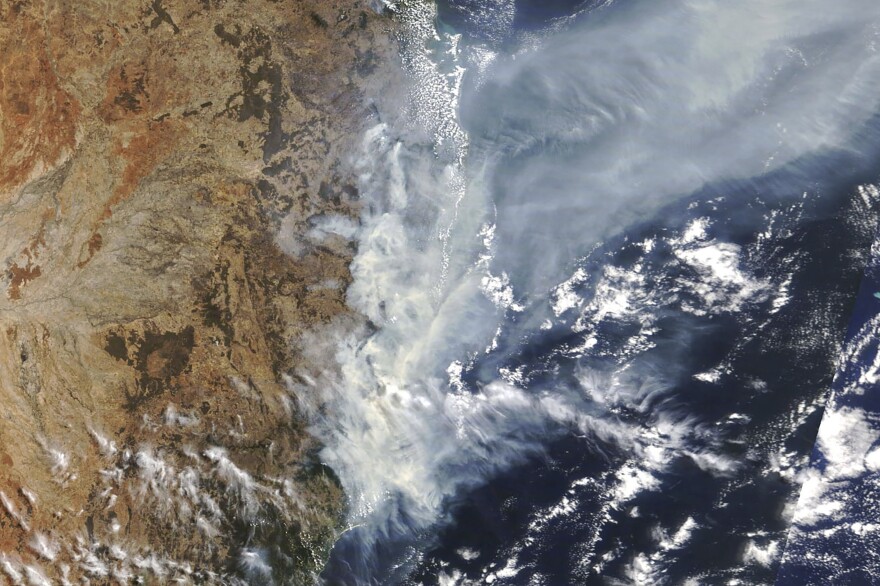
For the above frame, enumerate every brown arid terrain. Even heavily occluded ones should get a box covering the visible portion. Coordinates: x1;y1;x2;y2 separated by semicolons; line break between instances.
0;0;396;582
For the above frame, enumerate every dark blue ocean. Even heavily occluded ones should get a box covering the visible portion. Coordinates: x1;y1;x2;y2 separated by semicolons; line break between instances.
317;1;880;584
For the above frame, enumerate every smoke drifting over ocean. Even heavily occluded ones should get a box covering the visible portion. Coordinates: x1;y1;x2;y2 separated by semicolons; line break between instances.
466;0;880;294
297;0;880;583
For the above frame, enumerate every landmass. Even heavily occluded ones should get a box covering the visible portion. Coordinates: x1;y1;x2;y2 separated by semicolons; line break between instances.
0;0;394;582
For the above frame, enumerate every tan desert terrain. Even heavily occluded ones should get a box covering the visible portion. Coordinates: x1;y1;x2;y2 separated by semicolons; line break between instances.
0;0;395;581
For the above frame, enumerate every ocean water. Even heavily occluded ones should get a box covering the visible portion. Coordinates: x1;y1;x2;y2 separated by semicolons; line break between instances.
303;1;880;584
775;221;880;584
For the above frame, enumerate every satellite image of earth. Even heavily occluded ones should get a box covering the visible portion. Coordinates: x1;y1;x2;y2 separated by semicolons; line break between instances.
1;0;880;584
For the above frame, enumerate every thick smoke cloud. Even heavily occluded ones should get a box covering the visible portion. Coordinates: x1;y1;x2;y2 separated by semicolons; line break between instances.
464;0;880;294
300;0;880;582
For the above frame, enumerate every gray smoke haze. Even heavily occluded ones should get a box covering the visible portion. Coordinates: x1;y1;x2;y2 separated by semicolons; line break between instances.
299;0;880;582
464;0;880;294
